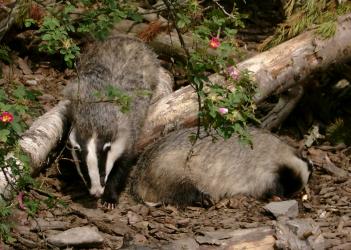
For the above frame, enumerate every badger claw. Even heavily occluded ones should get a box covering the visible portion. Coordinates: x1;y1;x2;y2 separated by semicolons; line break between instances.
102;201;116;210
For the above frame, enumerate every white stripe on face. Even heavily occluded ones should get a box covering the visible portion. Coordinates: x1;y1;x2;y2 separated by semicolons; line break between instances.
86;134;104;197
69;129;87;186
105;133;128;183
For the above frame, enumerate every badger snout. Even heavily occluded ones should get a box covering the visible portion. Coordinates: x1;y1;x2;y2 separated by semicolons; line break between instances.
89;186;104;198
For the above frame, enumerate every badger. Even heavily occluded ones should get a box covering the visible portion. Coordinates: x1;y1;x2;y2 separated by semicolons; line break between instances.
130;127;311;206
63;35;172;207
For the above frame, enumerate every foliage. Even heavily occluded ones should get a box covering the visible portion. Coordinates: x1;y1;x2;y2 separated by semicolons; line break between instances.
162;0;258;143
24;0;142;67
0;78;69;241
0;45;12;66
0;80;36;242
0;198;14;243
326;118;351;145
260;0;351;50
93;85;132;113
200;69;258;143
0;51;68;241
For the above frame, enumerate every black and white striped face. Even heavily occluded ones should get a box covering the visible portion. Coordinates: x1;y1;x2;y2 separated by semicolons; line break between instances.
69;129;127;198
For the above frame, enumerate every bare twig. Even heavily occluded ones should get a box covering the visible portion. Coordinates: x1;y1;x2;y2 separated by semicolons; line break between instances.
211;0;236;20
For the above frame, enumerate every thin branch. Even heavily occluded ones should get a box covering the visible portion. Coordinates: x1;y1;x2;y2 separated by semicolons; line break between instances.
161;0;190;57
212;0;236;20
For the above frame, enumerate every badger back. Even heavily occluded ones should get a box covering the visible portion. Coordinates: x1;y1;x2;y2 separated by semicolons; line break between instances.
131;127;311;205
64;35;165;198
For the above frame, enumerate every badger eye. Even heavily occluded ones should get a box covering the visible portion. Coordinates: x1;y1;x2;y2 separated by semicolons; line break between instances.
103;142;111;151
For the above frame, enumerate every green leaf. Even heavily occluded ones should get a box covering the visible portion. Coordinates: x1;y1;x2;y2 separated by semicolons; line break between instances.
41;34;52;41
11;121;23;134
24;18;36;28
13;85;27;99
0;89;7;101
0;129;10;142
128;12;142;22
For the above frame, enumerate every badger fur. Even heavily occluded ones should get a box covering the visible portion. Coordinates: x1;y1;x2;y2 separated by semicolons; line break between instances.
63;35;172;206
130;127;311;206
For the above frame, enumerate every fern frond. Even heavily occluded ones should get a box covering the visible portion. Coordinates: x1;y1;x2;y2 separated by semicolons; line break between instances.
260;0;351;51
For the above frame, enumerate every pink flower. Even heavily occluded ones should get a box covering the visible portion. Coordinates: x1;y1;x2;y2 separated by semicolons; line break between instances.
209;37;221;49
0;111;14;123
227;66;240;80
218;107;228;115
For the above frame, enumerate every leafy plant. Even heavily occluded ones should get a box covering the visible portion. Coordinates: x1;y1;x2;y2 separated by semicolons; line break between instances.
0;76;41;241
200;69;258;143
0;198;14;243
260;0;351;50
162;0;258;143
0;45;12;65
93;85;132;113
326;118;351;145
38;16;80;68
24;0;141;67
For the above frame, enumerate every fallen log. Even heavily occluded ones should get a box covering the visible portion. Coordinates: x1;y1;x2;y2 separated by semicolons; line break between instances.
19;100;70;176
17;14;351;176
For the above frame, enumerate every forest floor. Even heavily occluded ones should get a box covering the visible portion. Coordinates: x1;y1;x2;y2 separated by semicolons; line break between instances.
1;3;351;248
1;38;350;250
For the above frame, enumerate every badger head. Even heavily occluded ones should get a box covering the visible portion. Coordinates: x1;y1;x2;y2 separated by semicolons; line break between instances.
68;128;127;198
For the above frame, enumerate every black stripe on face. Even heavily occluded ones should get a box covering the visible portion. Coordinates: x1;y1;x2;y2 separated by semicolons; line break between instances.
73;134;92;189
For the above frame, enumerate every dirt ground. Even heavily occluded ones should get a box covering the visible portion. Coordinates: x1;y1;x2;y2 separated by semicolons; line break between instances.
1;3;351;248
1;42;349;250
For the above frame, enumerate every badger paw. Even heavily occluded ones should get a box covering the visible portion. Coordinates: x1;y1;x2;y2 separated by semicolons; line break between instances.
102;201;117;210
101;192;118;210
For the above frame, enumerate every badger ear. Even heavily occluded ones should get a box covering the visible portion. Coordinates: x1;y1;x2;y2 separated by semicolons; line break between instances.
69;128;81;151
103;142;111;151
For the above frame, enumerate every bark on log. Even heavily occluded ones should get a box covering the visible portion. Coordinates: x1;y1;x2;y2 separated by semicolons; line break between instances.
260;85;304;130
19;101;70;176
17;14;351;175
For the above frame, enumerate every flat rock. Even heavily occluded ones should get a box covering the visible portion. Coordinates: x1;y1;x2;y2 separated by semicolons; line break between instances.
195;227;275;249
30;218;69;231
47;226;103;248
275;218;325;250
162;237;199;250
264;200;299;218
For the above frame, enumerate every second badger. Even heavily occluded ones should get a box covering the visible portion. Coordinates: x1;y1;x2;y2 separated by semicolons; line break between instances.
64;35;172;206
131;127;311;206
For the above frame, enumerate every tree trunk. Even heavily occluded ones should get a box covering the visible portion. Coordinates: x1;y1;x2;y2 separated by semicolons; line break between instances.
19;14;351;174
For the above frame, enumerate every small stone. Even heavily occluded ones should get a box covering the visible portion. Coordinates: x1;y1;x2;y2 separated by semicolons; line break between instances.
127;211;143;225
133;234;148;245
47;226;103;247
25;79;38;85
264;200;299;218
17;57;32;75
177;218;190;227
37;94;56;102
